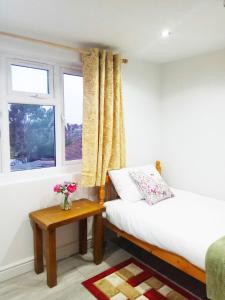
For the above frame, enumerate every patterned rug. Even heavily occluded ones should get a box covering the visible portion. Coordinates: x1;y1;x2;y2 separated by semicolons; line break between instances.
82;258;199;300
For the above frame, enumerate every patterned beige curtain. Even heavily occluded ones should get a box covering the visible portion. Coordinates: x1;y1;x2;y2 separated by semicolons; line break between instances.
81;48;125;187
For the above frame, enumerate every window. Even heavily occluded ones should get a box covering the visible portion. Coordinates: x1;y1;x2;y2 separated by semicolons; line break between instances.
8;60;53;97
63;73;83;161
6;59;55;172
0;57;83;177
9;104;56;171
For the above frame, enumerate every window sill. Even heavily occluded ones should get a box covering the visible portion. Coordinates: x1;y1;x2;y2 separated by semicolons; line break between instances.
0;162;82;186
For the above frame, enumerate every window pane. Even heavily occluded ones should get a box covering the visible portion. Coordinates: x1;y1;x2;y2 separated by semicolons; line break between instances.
11;65;49;94
9;104;55;171
64;74;83;161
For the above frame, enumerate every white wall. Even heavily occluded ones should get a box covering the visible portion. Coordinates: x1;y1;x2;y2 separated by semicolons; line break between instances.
0;37;161;281
0;173;95;281
160;49;225;201
123;60;160;166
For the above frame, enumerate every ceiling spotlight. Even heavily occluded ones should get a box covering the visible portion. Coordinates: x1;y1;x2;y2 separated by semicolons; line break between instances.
161;29;171;38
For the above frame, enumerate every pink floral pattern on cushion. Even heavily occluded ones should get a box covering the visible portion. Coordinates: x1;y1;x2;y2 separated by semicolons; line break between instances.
129;170;174;205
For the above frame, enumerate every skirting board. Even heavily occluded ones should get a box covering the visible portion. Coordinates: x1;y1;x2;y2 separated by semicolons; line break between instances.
0;238;93;283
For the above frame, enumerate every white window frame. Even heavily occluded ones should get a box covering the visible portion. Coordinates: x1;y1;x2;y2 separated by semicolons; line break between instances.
0;57;57;178
61;67;83;167
0;54;83;183
7;58;54;100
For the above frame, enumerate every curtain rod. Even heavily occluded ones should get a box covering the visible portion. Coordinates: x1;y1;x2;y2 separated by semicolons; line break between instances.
0;31;128;64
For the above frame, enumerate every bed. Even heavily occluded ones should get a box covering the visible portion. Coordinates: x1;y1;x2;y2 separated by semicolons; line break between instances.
98;161;225;283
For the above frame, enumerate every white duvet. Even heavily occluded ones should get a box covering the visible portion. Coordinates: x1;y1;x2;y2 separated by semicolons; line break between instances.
104;188;225;270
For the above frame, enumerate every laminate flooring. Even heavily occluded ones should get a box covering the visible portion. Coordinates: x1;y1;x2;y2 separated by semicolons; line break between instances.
0;243;131;300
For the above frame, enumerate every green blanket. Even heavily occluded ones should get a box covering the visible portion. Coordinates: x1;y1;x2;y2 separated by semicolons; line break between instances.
206;236;225;300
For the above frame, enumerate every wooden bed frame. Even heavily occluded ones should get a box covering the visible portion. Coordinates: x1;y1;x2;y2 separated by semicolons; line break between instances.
98;161;206;283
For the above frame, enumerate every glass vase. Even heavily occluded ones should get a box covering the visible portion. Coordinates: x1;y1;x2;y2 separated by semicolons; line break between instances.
60;194;72;210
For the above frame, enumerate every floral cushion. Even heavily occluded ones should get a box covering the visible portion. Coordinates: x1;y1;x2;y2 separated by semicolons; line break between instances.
129;170;174;205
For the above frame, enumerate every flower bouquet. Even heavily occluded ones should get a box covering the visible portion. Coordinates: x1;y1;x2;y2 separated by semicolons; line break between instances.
54;182;77;210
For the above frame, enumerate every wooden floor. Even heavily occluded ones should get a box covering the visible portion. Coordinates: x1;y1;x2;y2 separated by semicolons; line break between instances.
0;243;131;300
0;241;207;300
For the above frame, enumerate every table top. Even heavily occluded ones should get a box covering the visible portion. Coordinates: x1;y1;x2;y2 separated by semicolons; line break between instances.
29;199;104;230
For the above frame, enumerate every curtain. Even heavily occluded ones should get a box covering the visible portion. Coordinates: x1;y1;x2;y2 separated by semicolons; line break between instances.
81;48;125;187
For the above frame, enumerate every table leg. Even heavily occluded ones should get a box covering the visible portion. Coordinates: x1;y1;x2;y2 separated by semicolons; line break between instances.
33;222;44;274
79;219;87;255
94;213;103;265
44;229;57;288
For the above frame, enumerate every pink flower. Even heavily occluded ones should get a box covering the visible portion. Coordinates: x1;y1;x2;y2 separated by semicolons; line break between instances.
67;184;77;193
54;184;61;193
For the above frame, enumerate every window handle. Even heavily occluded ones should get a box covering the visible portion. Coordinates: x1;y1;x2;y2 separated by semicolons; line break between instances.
31;93;45;99
31;93;39;98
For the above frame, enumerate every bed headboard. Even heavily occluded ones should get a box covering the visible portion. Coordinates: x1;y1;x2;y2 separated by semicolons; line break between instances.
98;160;161;206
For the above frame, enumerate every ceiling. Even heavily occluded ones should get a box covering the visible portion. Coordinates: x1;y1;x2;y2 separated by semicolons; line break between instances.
0;0;225;63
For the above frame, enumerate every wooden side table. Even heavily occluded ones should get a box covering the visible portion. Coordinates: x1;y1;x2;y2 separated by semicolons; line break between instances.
29;199;104;288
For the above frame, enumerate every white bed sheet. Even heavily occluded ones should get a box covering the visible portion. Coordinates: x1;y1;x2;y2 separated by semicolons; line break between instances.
104;188;225;270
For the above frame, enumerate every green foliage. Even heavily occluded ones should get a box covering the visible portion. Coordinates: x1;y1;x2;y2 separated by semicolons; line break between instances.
9;104;55;162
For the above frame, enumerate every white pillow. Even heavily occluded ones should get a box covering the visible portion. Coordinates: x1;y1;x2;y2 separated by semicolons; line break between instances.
129;170;174;205
108;164;159;202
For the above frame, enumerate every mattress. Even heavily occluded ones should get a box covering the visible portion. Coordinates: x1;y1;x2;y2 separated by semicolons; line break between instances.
104;188;225;270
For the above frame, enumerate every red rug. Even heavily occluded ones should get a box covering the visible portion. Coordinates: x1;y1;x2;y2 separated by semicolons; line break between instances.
82;258;199;300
